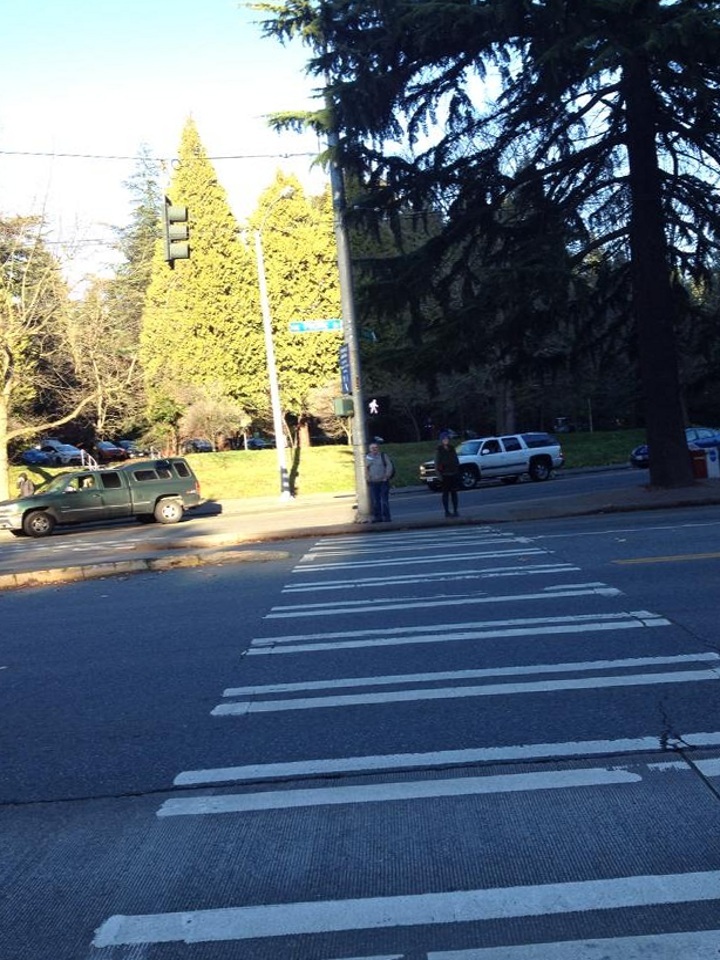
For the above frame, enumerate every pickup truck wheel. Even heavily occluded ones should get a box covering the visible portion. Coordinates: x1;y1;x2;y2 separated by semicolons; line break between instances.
529;457;552;481
459;467;479;490
22;510;55;537
154;499;183;524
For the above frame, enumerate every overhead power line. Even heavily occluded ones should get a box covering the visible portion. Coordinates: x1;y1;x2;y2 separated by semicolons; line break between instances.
0;149;318;161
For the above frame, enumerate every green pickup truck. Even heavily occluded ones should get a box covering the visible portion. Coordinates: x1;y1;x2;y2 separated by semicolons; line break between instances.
0;458;201;537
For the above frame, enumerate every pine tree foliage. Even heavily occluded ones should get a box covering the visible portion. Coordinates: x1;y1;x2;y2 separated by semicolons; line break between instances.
140;118;260;417
247;174;343;437
258;0;720;484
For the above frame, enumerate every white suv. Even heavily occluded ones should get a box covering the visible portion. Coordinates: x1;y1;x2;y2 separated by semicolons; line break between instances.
420;432;564;490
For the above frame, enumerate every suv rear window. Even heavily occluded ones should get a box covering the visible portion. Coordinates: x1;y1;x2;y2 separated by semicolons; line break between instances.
522;433;555;448
501;436;522;451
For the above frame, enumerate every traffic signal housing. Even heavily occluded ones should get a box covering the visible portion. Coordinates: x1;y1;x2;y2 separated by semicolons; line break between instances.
162;196;190;267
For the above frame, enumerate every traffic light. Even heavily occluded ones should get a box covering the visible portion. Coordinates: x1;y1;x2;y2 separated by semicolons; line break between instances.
162;196;190;267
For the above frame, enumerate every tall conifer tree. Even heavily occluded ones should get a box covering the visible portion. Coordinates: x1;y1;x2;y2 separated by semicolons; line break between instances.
140;118;259;418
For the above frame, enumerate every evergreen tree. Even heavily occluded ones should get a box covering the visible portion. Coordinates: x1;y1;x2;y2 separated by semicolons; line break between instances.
259;0;720;485
247;174;343;444
140;118;259;431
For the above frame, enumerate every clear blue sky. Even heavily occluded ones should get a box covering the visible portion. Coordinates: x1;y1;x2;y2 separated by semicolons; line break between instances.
0;0;324;284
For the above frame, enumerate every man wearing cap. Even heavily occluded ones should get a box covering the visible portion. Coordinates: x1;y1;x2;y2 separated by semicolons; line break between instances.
365;441;393;522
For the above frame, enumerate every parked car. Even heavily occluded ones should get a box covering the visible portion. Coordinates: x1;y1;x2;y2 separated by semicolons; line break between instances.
95;440;129;463
20;448;52;466
182;438;213;453
116;440;149;458
245;436;274;450
36;440;85;466
629;426;720;469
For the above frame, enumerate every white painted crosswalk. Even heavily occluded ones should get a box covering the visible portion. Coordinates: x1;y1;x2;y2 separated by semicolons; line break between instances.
94;871;720;947
90;526;720;957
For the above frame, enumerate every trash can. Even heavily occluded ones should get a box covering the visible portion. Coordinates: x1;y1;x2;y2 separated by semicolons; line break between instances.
706;446;720;479
690;445;708;479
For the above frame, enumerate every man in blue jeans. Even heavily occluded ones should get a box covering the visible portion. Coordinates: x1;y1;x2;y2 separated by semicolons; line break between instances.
366;442;394;522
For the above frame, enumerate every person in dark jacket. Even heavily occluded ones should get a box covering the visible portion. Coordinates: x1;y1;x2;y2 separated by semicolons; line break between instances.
435;432;460;517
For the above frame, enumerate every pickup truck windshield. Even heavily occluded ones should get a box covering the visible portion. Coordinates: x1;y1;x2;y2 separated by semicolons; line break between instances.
38;475;78;495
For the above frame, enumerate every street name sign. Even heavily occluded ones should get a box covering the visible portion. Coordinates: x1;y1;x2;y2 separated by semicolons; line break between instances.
289;318;342;333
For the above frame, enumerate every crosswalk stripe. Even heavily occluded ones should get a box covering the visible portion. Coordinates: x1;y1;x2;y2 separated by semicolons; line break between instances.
173;730;720;786
283;563;578;592
249;614;669;656
266;583;621;619
295;548;546;572
222;652;719;697
93;871;720;947
157;767;641;818
429;929;720;958
251;610;667;647
213;669;719;716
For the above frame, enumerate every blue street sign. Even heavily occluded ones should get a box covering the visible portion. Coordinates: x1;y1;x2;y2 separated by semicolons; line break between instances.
289;318;342;333
339;344;351;394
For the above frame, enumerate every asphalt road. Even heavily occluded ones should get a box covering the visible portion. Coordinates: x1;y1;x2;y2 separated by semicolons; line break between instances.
0;467;659;577
2;505;720;959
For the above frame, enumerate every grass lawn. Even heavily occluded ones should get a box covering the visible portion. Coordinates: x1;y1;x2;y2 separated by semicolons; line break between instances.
7;429;645;502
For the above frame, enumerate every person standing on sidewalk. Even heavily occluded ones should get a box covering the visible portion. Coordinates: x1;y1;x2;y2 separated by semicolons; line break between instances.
435;432;460;517
16;473;35;498
366;441;394;522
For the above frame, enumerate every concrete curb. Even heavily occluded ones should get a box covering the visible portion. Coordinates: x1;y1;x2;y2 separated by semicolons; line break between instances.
0;548;290;592
2;476;719;592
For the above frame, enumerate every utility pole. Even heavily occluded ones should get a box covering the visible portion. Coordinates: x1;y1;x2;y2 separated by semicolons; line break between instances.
326;115;371;522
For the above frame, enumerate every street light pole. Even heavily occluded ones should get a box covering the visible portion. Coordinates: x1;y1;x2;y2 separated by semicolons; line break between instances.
254;189;294;500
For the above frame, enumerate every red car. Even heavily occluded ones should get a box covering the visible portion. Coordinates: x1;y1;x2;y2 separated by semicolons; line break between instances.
95;441;129;463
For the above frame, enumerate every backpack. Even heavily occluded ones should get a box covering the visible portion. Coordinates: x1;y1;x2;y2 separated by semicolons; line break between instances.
382;453;396;480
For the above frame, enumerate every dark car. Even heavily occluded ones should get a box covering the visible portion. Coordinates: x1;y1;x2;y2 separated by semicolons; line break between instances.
182;438;213;453
245;436;275;450
116;440;148;458
20;448;52;466
95;440;129;463
630;426;720;468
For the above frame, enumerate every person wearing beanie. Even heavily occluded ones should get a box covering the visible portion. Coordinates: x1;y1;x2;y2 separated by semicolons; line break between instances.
434;432;460;517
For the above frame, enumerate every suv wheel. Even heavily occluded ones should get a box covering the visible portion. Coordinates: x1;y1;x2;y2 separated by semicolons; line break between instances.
459;467;479;490
529;457;552;481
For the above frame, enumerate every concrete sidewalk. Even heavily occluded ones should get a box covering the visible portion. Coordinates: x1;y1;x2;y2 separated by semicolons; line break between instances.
2;476;720;592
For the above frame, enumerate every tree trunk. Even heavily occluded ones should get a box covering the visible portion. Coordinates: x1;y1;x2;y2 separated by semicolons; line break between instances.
0;392;9;502
495;379;516;434
622;53;693;487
